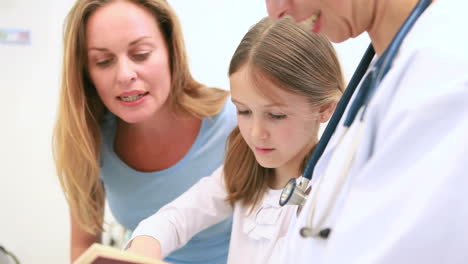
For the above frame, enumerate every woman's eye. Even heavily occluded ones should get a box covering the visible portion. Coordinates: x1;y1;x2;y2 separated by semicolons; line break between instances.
96;58;113;67
237;110;251;115
269;113;287;120
133;52;151;61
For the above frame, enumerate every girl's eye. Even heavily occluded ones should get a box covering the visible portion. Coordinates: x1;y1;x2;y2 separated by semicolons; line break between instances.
133;52;151;61
269;113;287;120
96;58;113;67
237;110;251;116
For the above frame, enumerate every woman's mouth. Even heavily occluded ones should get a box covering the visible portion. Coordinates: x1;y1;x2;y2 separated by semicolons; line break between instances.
117;91;149;106
118;92;149;102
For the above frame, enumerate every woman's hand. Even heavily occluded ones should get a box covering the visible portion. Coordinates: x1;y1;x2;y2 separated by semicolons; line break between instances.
126;235;163;260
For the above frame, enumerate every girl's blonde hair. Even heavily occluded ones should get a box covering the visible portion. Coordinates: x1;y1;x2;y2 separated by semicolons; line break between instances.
224;17;345;208
53;0;229;234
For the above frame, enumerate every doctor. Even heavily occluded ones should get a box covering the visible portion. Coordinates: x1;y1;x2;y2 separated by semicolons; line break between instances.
265;0;468;263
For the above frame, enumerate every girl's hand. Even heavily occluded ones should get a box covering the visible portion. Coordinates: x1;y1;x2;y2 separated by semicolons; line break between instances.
126;235;163;260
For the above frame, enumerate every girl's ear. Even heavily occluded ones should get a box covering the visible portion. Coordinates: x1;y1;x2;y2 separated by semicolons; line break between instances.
318;102;337;123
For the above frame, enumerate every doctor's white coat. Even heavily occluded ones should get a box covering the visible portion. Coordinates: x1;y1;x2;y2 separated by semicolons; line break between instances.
282;0;468;263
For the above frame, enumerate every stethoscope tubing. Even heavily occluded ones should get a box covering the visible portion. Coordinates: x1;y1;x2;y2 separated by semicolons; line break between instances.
359;0;433;121
301;120;365;238
301;45;375;182
302;0;432;182
299;0;433;239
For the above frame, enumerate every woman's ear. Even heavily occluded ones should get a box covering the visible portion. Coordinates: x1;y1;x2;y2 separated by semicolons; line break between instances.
318;102;337;123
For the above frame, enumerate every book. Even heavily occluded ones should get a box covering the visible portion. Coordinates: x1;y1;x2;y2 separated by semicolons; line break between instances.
73;243;168;264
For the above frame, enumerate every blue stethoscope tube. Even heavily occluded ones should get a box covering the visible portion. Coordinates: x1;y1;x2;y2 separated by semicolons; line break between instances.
346;0;433;126
278;44;375;208
279;0;432;239
304;44;375;183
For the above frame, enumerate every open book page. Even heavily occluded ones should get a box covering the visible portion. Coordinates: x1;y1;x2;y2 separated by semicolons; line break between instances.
74;243;168;264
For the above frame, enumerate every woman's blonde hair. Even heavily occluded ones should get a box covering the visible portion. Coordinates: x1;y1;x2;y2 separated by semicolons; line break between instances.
53;0;229;234
224;17;345;209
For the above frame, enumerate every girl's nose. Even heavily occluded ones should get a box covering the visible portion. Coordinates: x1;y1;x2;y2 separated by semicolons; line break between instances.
251;119;269;140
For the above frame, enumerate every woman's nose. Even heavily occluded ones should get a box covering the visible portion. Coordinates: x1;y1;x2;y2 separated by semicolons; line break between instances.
116;58;137;85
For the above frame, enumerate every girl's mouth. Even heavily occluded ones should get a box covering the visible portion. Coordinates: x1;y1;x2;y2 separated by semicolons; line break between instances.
256;147;275;154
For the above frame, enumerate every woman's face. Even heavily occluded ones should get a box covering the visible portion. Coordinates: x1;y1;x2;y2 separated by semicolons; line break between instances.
265;0;373;43
86;1;172;124
230;66;320;175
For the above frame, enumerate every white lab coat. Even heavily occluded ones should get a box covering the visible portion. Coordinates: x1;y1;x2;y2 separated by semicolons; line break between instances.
282;0;468;263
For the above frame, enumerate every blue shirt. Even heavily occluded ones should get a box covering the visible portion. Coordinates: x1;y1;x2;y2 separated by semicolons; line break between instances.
100;100;237;264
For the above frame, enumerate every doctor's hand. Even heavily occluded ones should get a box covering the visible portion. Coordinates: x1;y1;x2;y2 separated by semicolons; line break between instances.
126;235;163;260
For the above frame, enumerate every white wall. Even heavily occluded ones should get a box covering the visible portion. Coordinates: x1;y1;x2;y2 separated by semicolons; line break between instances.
0;1;369;263
0;1;74;263
169;0;370;89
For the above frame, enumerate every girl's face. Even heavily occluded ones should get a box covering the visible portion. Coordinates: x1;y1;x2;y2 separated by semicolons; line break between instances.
86;1;172;124
230;66;320;175
265;0;372;43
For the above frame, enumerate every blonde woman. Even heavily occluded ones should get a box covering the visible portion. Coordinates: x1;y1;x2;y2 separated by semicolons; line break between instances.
127;17;344;264
53;0;236;263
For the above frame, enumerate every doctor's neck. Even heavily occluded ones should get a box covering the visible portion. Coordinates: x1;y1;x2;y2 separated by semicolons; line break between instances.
367;0;434;55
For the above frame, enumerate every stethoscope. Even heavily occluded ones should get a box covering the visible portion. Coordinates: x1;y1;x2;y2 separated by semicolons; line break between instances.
279;0;432;239
0;244;20;264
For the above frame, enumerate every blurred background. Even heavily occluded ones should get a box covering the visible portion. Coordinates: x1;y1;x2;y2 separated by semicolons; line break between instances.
0;0;369;263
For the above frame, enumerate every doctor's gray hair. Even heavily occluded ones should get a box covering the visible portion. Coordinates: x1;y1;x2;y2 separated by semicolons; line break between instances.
224;16;344;209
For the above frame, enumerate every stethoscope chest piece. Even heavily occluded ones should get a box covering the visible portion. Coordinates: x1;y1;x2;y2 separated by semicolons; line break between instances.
279;177;311;215
280;0;432;241
280;178;332;239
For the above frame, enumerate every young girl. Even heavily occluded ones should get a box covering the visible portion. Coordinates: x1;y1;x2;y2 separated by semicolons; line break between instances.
127;16;344;263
